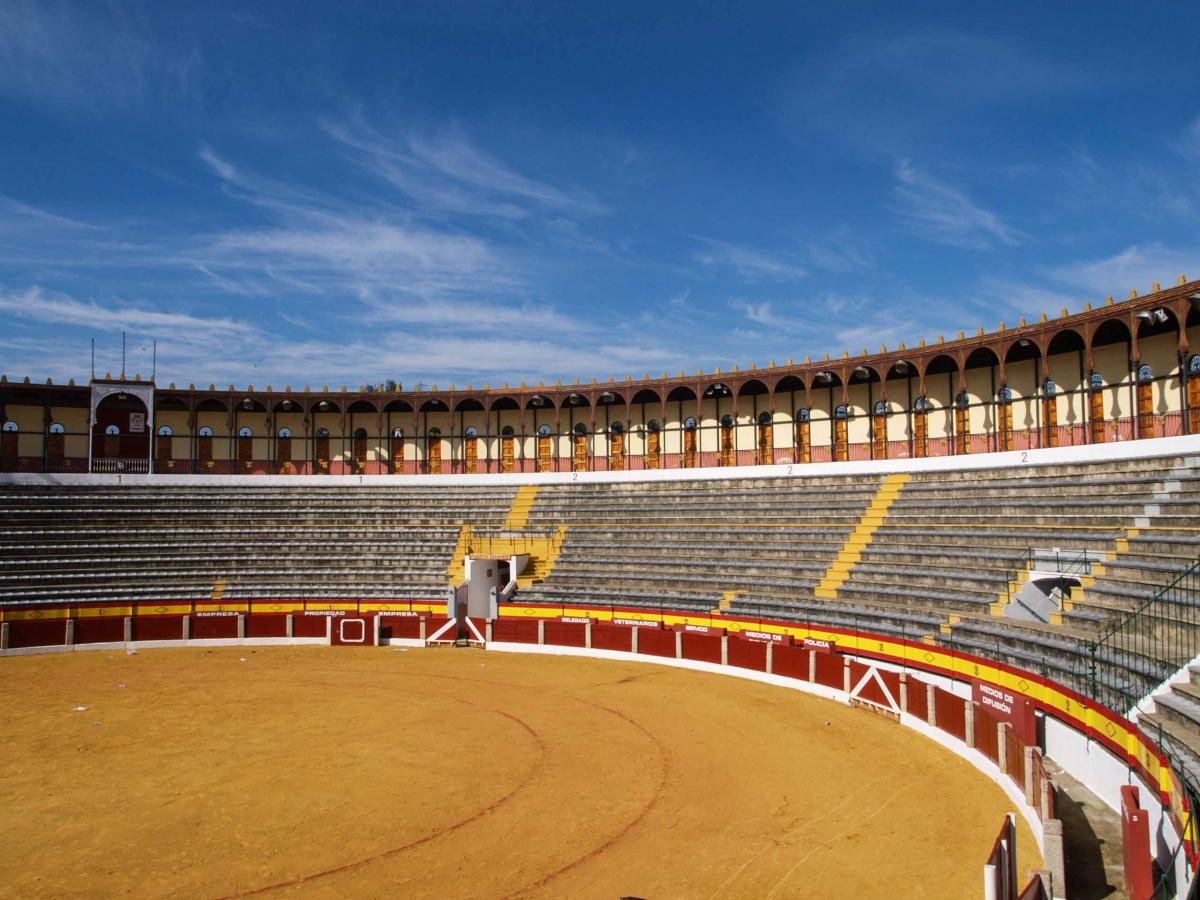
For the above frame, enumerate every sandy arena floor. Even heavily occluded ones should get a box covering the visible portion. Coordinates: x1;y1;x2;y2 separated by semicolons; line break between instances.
0;646;1040;898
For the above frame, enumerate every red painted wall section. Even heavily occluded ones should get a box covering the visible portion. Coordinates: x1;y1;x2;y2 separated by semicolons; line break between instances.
681;632;721;665
727;636;766;672
935;688;967;742
292;614;330;639
907;677;929;720
636;626;676;659
379;615;423;640
190;615;237;640
8;619;67;648
132;615;184;641
74;617;125;644
544;620;586;648
772;643;809;681
813;653;842;689
492;619;538;644
244;614;288;638
590;623;632;652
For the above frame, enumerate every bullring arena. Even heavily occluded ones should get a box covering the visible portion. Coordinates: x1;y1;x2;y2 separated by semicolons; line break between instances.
2;277;1200;899
1;647;1038;899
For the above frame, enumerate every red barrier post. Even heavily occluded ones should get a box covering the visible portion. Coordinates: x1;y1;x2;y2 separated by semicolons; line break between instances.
1120;784;1153;900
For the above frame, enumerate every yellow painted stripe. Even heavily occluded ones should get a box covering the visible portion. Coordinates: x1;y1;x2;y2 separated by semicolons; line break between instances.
134;604;191;616
0;607;71;621
251;602;305;613
73;605;133;618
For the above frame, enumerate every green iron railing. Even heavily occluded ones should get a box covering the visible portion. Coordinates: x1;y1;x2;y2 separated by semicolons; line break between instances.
1081;560;1200;719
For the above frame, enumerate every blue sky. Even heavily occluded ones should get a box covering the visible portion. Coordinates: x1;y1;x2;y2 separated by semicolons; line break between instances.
1;2;1198;389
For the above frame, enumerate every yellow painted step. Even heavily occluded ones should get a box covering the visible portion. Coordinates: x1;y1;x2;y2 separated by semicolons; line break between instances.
503;486;539;530
211;579;225;602
811;472;910;601
447;525;473;585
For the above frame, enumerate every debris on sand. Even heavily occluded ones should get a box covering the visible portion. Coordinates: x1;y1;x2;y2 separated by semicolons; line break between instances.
72;706;87;712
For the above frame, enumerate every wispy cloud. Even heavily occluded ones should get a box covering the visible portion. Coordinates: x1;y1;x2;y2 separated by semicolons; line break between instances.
0;285;256;338
324;119;605;220
0;0;201;111
693;237;807;281
891;160;1022;249
1050;244;1197;297
1177;115;1200;161
777;27;1097;157
0;192;97;230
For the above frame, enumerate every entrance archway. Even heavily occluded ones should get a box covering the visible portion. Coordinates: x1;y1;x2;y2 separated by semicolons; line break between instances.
92;391;150;473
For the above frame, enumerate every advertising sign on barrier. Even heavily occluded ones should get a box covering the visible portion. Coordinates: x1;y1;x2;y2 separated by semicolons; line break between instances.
741;629;791;644
802;637;836;654
672;623;724;636
972;681;1036;745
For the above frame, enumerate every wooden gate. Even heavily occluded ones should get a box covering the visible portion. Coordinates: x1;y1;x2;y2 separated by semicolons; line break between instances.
1043;395;1058;447
276;435;292;474
609;432;625;470
315;434;331;474
198;434;214;471
48;432;66;468
646;430;660;469
795;420;810;463
156;433;173;471
103;432;119;460
834;417;848;462
999;398;1013;451
871;413;886;459
719;425;734;466
353;432;368;474
237;434;253;472
912;410;927;458
954;405;969;454
756;423;772;465
683;428;697;467
572;434;587;472
1190;372;1200;434
427;437;442;474
1137;380;1154;438
1;429;18;469
536;435;552;472
1090;388;1105;443
501;436;515;473
391;433;404;473
465;437;478;474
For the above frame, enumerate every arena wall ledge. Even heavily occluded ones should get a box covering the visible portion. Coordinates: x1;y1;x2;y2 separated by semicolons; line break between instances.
2;598;1194;897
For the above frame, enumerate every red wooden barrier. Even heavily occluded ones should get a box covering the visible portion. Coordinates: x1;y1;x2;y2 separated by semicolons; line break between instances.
591;622;633;652
727;636;766;672
681;632;721;664
907;676;928;720
772;643;808;680
7;619;67;648
935;688;966;741
544;620;587;648
492;618;538;644
190;614;238;640
637;627;676;659
244;614;288;638
74;616;125;644
1121;784;1154;900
